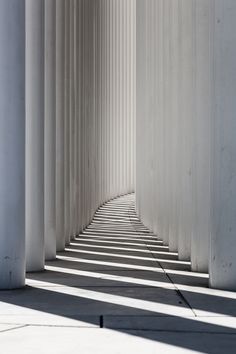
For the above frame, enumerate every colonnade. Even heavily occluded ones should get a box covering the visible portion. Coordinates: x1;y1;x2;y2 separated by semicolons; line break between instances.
136;0;236;290
1;0;236;292
0;0;135;289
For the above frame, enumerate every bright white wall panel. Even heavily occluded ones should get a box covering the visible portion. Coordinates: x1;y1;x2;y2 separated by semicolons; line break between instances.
25;0;45;271
209;0;236;290
136;0;236;290
55;0;65;251
191;0;211;272
44;0;56;261
74;0;135;232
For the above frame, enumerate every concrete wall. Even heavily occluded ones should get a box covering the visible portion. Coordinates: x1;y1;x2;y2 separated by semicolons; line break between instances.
136;0;236;290
52;0;136;253
0;0;135;288
2;0;236;292
73;0;136;233
54;0;136;250
0;0;25;289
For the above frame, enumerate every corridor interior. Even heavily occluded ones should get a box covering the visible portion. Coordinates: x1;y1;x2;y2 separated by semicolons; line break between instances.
1;194;236;353
1;0;236;352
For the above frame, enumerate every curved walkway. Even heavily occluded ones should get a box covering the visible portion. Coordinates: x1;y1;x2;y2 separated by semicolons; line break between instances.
0;194;236;354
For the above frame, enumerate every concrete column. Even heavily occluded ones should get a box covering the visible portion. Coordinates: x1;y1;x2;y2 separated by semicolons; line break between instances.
56;0;65;251
25;0;45;272
69;0;76;239
155;0;164;242
191;0;211;272
209;0;236;290
0;0;25;289
68;0;135;232
75;0;80;237
168;0;180;253
162;0;171;246
69;0;74;240
178;0;193;261
44;0;56;260
64;0;70;245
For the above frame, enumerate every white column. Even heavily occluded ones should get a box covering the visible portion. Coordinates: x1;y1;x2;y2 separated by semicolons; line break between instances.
44;0;56;260
26;0;45;272
178;0;193;261
75;0;80;237
56;0;65;251
0;0;25;289
168;0;179;253
69;0;76;239
210;0;236;290
69;0;74;240
191;0;211;272
162;0;171;246
64;0;70;245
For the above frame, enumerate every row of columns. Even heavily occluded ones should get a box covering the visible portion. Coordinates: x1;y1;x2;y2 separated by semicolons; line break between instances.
0;0;135;289
136;0;236;290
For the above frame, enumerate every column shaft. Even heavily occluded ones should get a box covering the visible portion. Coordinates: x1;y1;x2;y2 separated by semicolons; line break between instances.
44;0;56;260
26;0;45;271
56;0;65;251
0;0;25;289
210;0;236;290
178;0;193;261
70;0;76;238
64;0;70;245
191;0;211;272
168;0;179;252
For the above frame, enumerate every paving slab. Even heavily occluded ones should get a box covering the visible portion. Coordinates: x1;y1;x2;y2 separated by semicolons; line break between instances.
1;326;236;354
1;194;236;354
0;285;193;317
26;268;174;289
103;315;236;333
179;288;236;317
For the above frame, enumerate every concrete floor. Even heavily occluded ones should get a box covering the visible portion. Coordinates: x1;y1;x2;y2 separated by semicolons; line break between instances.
1;194;236;353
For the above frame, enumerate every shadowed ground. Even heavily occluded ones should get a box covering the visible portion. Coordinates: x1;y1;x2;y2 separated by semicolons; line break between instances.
0;194;236;353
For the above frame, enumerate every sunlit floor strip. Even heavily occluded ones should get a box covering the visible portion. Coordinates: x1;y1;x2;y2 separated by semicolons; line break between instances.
29;280;193;316
28;279;236;325
57;255;165;272
70;242;177;256
75;238;169;249
64;248;189;266
41;266;234;300
57;255;192;274
43;266;174;288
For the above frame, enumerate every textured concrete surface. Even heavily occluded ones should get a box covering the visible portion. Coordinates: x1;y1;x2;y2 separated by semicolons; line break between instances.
1;195;236;353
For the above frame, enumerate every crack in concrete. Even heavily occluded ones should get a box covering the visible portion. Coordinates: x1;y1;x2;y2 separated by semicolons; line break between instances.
0;325;28;334
127;202;197;318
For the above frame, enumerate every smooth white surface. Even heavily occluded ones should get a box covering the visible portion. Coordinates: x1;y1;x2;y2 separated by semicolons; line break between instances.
0;0;25;289
69;0;76;240
136;0;236;290
177;0;193;261
75;0;135;232
64;0;70;246
209;0;236;290
1;327;236;354
25;0;45;272
55;0;65;251
44;0;56;261
53;0;135;250
191;0;211;272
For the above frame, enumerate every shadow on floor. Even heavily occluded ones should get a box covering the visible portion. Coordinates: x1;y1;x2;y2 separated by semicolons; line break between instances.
0;194;236;353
